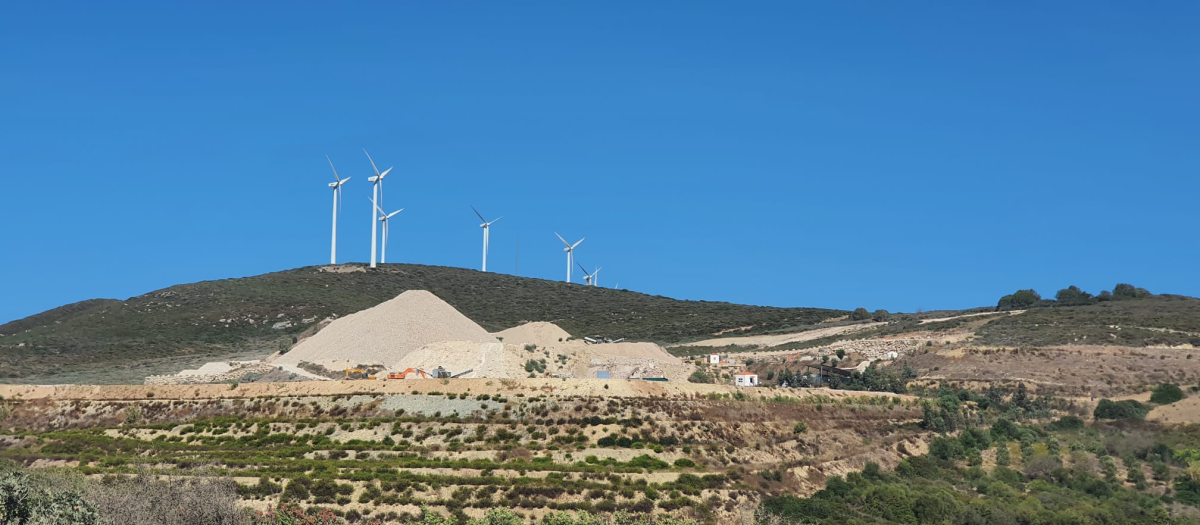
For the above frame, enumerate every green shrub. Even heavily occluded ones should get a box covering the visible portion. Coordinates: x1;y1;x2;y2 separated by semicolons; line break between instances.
1150;384;1184;405
1093;399;1150;420
997;289;1041;310
673;458;696;468
792;422;808;434
1047;416;1084;431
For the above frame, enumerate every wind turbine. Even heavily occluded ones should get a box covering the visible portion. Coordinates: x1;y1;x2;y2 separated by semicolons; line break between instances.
326;156;350;265
471;206;503;272
372;200;403;264
364;150;393;268
555;233;584;283
577;263;601;286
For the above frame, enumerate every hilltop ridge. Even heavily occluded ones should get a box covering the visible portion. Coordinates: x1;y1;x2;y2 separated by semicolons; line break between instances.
0;263;843;383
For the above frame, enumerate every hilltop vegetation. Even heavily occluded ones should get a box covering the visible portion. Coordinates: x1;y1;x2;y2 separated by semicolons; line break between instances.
0;264;842;383
977;294;1200;347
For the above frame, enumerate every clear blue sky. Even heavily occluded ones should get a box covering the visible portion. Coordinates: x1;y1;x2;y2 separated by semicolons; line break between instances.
3;2;1198;324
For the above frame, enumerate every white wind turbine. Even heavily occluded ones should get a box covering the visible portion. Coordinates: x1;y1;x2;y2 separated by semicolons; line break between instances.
364;150;393;268
326;156;350;265
577;263;601;286
372;200;404;264
555;233;584;283
471;206;503;272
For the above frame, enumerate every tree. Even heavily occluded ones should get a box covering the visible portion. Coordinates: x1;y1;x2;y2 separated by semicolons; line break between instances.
1055;286;1095;306
850;308;871;321
1097;290;1113;301
997;289;1041;310
1113;283;1152;300
872;309;890;322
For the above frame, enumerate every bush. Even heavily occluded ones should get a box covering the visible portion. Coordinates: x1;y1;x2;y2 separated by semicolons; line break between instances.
1112;283;1152;300
872;309;890;322
1047;416;1084;431
997;289;1041;310
1055;286;1095;306
1150;384;1184;405
673;458;696;468
850;308;871;321
792;422;808;434
1093;399;1150;420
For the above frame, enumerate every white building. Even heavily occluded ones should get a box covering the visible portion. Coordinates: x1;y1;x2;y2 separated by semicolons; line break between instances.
734;372;758;387
709;354;721;364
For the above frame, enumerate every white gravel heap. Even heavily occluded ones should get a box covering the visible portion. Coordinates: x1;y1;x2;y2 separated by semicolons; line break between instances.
275;290;498;368
493;321;572;347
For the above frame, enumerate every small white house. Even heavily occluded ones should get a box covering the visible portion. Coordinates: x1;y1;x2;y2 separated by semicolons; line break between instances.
709;354;721;365
885;351;899;360
734;372;759;387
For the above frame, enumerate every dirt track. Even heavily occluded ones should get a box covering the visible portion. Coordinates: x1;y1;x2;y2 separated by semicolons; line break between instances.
0;378;912;403
677;322;886;349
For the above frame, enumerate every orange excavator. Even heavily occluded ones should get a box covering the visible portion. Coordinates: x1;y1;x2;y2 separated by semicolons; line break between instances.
386;366;471;380
386;368;430;380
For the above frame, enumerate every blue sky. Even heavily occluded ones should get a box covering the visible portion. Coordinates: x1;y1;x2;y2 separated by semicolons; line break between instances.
2;2;1198;324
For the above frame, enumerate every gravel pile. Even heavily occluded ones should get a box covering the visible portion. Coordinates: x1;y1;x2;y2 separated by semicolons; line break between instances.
394;342;508;378
275;290;497;369
494;322;572;347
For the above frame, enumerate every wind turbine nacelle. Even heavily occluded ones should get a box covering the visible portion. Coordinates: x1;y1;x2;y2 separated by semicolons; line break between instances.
328;182;340;188
479;223;488;228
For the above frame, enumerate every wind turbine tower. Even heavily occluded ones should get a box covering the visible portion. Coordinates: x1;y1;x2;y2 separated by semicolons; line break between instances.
577;263;601;286
364;150;393;268
326;156;350;265
555;233;584;283
471;206;503;272
373;200;403;264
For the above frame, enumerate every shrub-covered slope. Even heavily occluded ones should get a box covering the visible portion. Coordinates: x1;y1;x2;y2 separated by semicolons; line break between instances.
0;263;842;383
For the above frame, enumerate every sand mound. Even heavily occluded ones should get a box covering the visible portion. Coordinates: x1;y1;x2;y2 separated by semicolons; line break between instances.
395;342;508;378
494;322;572;348
591;342;677;361
275;290;497;369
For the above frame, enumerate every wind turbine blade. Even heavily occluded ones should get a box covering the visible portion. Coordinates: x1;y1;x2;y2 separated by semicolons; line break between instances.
489;216;504;225
378;167;393;179
363;149;380;176
327;155;340;183
571;238;585;249
369;198;384;216
470;205;486;223
338;176;350;186
577;262;588;274
554;232;571;248
387;209;403;219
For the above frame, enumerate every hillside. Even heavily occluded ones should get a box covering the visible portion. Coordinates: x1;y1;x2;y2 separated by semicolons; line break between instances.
976;294;1200;347
0;263;843;384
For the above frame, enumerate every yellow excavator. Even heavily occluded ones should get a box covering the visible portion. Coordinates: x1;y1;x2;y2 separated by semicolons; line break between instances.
344;368;377;380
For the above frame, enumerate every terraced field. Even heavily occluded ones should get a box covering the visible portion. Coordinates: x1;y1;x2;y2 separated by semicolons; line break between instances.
0;380;926;523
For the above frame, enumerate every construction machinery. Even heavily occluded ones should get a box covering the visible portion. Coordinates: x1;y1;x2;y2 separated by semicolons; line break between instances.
385;367;474;380
583;336;625;344
344;368;376;380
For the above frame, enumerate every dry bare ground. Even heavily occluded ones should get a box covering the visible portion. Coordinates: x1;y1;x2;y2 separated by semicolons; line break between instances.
905;343;1200;398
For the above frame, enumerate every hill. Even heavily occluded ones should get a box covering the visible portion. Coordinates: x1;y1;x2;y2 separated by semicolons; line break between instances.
976;294;1200;347
0;263;843;384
